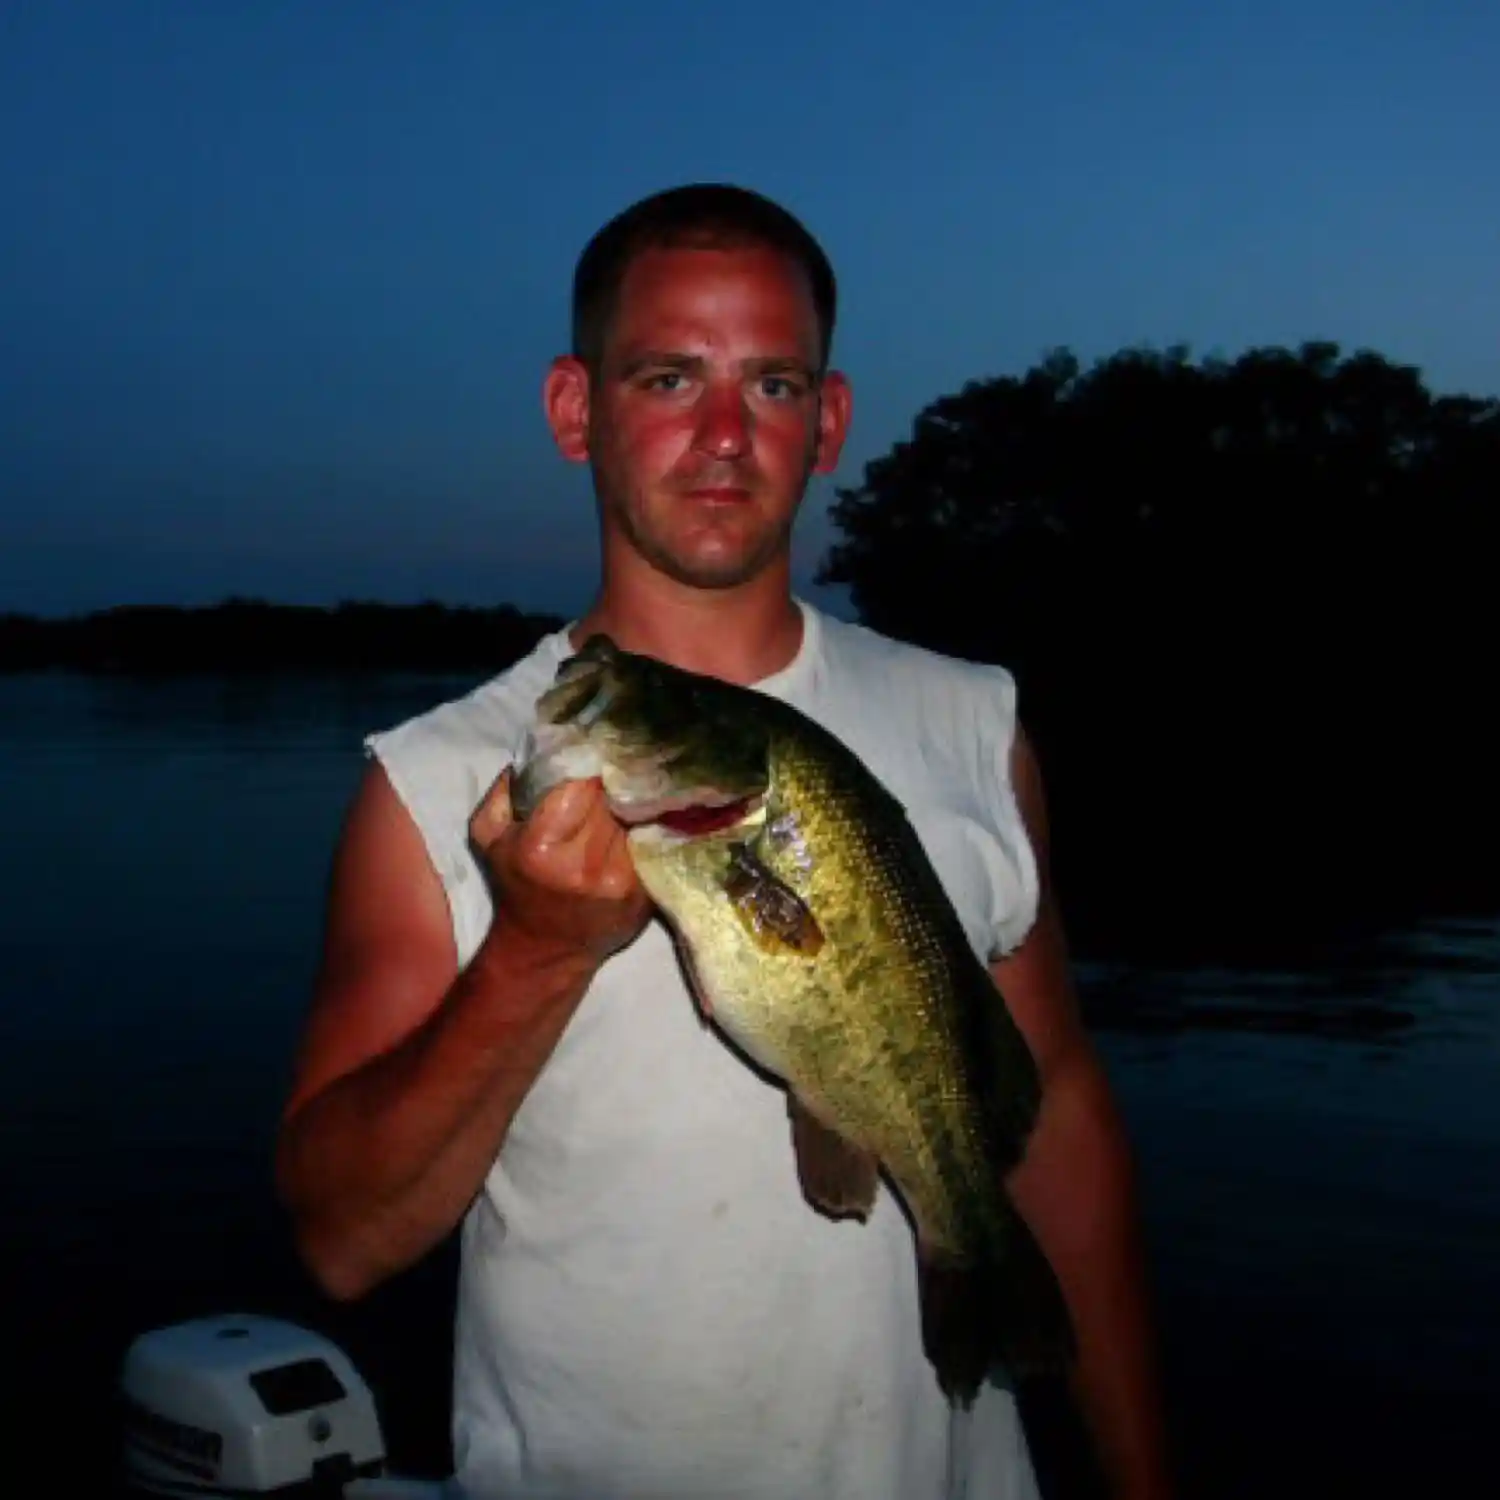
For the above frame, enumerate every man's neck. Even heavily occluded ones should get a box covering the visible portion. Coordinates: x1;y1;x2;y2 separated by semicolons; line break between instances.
571;567;805;686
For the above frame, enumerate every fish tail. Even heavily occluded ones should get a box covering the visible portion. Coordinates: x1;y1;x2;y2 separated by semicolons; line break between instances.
918;1199;1076;1406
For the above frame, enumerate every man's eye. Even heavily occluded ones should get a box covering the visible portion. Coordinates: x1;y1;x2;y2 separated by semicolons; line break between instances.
759;376;803;399
643;371;687;392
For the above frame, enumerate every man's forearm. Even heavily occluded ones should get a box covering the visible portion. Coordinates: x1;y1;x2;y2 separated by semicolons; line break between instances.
1009;1058;1173;1499
276;925;597;1300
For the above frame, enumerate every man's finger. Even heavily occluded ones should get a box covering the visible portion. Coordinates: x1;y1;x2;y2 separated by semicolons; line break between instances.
525;777;608;849
593;816;645;902
469;765;516;851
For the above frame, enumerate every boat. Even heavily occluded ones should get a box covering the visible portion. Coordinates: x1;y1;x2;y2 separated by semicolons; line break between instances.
120;1312;453;1498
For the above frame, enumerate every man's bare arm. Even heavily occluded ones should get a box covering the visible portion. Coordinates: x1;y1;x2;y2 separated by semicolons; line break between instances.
994;729;1173;1500
275;762;648;1301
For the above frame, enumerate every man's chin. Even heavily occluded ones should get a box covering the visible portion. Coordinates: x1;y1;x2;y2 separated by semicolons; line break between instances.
660;556;772;591
645;535;790;592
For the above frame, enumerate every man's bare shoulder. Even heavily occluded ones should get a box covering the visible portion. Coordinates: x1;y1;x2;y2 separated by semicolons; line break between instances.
281;761;459;1124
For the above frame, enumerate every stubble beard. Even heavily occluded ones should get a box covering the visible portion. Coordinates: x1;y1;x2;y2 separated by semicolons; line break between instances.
593;443;818;592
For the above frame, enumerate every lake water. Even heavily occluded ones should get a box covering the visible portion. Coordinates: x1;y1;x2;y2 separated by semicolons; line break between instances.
2;671;1496;1497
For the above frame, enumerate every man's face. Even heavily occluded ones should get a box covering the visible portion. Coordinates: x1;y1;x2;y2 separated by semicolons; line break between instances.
548;243;851;591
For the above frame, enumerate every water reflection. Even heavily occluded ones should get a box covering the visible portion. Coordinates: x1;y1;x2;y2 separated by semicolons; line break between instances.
1078;918;1500;1044
0;668;484;753
1081;963;1418;1041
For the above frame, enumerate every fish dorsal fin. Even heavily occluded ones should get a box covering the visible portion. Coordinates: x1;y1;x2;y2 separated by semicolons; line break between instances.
720;842;824;957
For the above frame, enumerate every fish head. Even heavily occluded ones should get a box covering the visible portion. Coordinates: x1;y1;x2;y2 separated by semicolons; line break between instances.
511;635;771;837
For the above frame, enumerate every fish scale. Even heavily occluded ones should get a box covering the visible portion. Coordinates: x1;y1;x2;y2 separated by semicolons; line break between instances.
751;724;998;1249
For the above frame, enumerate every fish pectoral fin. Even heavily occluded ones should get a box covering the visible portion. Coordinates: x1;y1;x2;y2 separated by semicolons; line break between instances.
720;843;825;957
787;1094;879;1222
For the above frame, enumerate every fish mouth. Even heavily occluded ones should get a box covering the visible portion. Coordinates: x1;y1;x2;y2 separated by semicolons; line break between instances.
512;721;767;839
513;635;770;835
616;791;766;841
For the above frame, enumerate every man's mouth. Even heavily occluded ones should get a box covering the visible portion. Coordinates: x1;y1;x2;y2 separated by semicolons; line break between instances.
683;485;753;503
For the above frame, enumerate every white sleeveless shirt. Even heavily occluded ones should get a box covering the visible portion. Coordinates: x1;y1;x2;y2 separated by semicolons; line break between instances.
366;602;1043;1500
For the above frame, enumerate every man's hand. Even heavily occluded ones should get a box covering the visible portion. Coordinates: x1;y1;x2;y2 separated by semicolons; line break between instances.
470;768;652;967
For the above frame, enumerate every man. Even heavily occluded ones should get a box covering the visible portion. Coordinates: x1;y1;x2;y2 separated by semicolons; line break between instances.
276;184;1171;1500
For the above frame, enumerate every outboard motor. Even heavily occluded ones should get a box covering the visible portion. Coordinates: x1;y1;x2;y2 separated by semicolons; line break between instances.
121;1314;397;1497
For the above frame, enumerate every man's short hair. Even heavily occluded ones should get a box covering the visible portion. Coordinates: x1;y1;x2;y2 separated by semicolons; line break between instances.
571;183;838;373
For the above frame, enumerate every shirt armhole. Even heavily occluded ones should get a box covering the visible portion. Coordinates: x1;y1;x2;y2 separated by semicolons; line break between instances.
976;668;1042;960
364;727;469;944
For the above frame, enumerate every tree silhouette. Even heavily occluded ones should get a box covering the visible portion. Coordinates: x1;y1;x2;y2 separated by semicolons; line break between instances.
820;343;1499;959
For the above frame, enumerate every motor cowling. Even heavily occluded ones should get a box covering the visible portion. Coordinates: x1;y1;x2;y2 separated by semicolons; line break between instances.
121;1314;387;1497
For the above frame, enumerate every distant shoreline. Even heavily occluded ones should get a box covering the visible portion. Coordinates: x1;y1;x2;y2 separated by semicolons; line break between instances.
0;599;567;675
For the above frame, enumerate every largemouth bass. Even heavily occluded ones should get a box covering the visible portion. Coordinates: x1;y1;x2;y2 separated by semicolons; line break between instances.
511;636;1076;1403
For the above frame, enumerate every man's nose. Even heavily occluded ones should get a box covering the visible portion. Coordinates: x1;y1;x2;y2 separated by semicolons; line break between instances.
692;383;751;459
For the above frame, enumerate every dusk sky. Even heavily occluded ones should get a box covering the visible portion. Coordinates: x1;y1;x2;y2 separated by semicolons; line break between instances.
3;1;1495;620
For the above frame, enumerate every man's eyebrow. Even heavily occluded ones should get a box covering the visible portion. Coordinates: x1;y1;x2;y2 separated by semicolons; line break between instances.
614;352;820;382
617;351;704;378
742;356;818;380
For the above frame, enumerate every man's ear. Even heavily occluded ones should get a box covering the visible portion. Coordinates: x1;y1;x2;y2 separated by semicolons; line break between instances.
544;355;591;463
812;370;852;474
